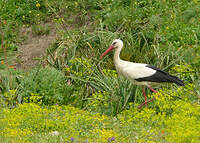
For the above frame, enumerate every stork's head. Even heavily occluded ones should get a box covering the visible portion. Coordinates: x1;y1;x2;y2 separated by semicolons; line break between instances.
100;39;123;59
111;39;123;49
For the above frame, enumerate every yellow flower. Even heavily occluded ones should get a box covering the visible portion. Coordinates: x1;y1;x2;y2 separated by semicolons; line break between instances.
75;2;78;7
36;3;40;8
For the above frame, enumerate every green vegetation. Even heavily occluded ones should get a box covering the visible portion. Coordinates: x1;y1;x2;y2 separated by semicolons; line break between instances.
0;0;200;142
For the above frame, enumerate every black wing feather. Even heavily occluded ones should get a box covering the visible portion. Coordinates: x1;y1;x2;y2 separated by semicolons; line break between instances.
135;65;184;86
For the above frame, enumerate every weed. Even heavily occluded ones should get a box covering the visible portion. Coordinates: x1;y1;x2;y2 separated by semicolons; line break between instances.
31;24;51;36
18;67;73;105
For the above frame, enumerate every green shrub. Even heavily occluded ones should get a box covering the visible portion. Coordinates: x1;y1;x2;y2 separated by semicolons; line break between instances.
18;67;73;105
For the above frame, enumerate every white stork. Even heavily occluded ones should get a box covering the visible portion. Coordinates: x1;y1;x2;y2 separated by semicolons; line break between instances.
100;39;184;108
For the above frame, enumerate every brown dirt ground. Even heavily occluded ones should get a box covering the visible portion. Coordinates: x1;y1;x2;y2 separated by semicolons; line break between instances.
17;24;57;69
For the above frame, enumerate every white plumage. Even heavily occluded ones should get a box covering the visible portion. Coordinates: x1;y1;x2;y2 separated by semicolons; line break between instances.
115;61;156;85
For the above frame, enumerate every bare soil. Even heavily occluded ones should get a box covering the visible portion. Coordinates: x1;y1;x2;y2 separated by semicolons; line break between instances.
17;24;57;69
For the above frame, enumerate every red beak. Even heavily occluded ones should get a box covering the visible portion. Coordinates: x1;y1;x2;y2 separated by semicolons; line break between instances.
100;45;114;59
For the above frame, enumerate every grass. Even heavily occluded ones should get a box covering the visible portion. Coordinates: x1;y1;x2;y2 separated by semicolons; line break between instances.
31;24;51;36
0;0;200;142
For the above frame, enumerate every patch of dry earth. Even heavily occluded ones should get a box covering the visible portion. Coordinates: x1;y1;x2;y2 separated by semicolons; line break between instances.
17;24;56;69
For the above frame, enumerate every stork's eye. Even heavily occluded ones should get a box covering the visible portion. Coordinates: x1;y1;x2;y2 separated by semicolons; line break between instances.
112;42;117;45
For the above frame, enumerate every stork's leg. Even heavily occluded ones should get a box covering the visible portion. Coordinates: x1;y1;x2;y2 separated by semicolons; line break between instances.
138;97;155;109
147;85;157;93
142;87;147;105
138;85;157;109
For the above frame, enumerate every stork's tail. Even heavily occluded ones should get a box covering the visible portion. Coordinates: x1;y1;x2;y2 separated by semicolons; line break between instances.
168;75;184;86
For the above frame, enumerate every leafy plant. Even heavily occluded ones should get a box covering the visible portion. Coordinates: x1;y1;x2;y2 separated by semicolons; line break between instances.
18;67;73;105
0;69;22;108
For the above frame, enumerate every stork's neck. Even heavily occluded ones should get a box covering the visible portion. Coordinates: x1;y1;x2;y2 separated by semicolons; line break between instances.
114;46;122;65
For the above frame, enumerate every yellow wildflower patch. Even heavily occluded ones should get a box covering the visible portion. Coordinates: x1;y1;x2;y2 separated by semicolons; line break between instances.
2;128;32;138
0;103;123;142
